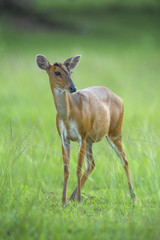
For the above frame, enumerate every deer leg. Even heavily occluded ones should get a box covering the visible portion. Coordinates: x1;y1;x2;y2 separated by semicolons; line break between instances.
106;137;137;202
77;140;86;202
69;143;95;202
69;140;86;203
81;144;95;188
62;140;70;205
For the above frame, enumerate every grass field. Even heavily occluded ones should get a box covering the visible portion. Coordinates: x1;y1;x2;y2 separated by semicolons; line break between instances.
0;12;160;239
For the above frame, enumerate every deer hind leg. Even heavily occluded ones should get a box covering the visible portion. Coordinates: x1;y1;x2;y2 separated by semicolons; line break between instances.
106;136;137;202
69;143;95;202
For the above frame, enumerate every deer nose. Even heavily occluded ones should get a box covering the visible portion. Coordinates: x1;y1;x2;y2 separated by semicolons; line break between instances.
69;85;76;93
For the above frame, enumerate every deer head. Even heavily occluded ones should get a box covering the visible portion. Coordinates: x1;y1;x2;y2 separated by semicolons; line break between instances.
36;55;81;93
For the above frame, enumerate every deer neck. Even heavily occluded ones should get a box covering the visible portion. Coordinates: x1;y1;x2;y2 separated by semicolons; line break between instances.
52;88;71;120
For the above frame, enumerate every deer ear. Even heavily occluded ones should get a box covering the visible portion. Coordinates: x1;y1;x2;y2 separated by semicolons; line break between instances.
64;55;81;70
36;54;50;70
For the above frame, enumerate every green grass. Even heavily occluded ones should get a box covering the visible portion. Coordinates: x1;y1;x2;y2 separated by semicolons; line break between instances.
0;14;160;239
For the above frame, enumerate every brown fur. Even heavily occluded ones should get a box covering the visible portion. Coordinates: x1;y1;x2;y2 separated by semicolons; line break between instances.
36;55;137;205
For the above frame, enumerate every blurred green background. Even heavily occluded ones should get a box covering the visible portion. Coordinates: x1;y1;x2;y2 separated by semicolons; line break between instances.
0;0;160;239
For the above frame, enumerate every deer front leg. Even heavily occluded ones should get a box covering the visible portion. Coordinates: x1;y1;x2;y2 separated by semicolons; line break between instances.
76;140;86;202
62;140;70;205
69;143;95;202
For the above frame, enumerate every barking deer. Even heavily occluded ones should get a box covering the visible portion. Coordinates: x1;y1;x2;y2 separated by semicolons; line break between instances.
36;54;137;205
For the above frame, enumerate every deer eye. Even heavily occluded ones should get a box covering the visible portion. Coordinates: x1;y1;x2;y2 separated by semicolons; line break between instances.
55;71;61;77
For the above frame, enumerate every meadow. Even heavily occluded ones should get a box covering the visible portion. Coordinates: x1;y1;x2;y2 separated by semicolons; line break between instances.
0;11;160;239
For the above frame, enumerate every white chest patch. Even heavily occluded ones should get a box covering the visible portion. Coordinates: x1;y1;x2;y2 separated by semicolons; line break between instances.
59;120;67;147
59;120;81;145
